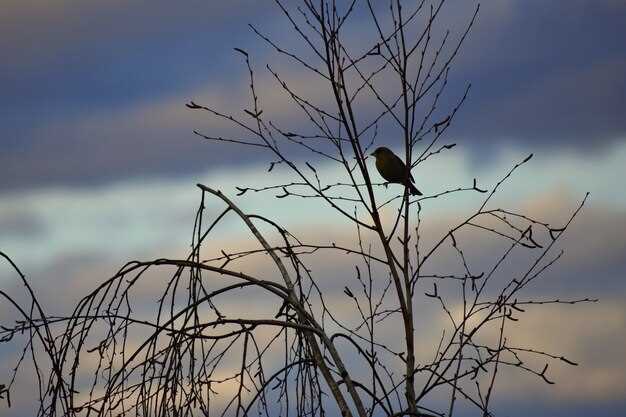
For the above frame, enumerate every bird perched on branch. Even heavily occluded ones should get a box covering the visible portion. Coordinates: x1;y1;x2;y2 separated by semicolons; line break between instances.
370;147;422;196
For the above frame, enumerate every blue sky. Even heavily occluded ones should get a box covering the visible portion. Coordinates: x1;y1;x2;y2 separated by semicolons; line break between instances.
1;1;625;416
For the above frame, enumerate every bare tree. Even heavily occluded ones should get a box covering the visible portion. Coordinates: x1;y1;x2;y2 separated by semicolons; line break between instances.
0;1;595;417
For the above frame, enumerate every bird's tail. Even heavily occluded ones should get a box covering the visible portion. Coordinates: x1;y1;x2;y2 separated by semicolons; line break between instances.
408;182;422;196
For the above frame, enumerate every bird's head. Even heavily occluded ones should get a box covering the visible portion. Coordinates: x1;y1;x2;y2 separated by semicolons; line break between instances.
370;147;392;159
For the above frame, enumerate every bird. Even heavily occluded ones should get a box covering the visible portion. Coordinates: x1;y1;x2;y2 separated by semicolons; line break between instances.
370;147;422;196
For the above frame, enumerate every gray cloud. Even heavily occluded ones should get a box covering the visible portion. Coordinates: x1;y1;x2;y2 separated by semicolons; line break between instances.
2;208;625;416
0;208;45;238
448;0;626;147
1;1;625;190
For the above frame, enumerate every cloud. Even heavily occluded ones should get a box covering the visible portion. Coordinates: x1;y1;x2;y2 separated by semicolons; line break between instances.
0;1;277;190
483;301;626;404
0;1;265;72
456;57;626;147
0;1;256;118
2;139;624;277
1;0;625;192
1;138;625;415
0;207;45;238
0;57;340;191
448;0;626;146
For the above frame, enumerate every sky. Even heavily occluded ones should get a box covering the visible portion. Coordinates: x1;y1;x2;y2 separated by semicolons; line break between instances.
0;1;625;416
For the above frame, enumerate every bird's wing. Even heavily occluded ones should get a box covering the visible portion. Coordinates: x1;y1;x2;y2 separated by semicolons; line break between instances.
391;153;415;183
390;152;405;167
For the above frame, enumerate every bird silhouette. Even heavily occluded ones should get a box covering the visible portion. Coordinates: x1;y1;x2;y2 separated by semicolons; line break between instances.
370;147;422;196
